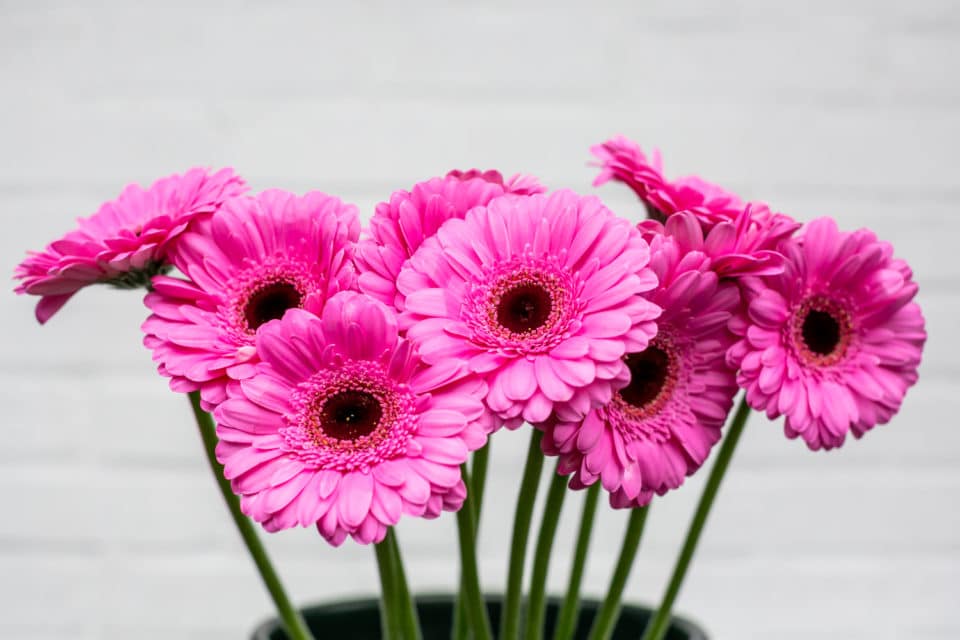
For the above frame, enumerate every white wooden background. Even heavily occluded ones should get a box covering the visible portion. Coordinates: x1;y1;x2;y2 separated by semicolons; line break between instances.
1;2;957;638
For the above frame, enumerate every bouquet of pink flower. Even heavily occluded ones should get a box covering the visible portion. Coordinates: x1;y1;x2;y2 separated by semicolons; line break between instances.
14;138;926;640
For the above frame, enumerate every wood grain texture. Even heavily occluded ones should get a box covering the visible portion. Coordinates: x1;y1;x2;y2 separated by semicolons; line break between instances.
1;1;957;638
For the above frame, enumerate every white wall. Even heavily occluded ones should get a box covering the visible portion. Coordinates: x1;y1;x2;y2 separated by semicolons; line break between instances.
1;2;957;638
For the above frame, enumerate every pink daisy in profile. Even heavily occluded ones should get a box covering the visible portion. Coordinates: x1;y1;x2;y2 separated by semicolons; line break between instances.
639;205;800;278
591;136;743;226
540;227;741;507
447;168;547;196
728;217;926;450
13;168;246;323
213;292;488;545
142;189;359;411
397;190;660;427
355;172;542;310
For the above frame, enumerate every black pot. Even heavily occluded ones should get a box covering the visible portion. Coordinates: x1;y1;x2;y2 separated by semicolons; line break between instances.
251;594;708;639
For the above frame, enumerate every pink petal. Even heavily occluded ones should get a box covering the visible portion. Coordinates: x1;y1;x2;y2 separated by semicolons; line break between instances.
502;358;537;401
338;472;374;529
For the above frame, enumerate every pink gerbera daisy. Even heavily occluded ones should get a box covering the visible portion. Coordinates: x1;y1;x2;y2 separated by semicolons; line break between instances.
213;292;488;545
142;189;360;411
639;205;800;278
356;172;542;310
14;168;246;323
397;190;660;427
591;136;743;227
541;227;741;507
728;217;926;450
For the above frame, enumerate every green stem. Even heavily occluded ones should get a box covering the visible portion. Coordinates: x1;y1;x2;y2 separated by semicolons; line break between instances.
453;443;492;640
639;397;751;640
187;392;314;640
553;483;601;640
470;442;491;526
386;529;422;640
585;505;651;640
523;462;569;640
374;536;404;640
451;596;468;640
451;470;471;640
455;462;494;640
500;429;545;640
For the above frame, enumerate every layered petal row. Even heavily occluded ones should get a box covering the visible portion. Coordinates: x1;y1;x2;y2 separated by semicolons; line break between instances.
142;189;360;410
728;218;926;450
15;168;246;323
541;220;741;507
214;293;488;545
397;189;661;427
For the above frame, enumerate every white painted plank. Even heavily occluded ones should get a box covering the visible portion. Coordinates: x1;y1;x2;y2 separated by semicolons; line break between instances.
1;99;959;195
0;429;957;556
1;549;955;640
1;373;955;471
2;2;959;105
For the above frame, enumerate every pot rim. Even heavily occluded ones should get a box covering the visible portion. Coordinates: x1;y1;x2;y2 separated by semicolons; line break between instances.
251;593;709;640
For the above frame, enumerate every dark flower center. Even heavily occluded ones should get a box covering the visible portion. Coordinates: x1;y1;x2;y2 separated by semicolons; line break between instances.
801;309;841;356
496;283;552;334
319;390;383;441
244;281;302;331
619;346;670;409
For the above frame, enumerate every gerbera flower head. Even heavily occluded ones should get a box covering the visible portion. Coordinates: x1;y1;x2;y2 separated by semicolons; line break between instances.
14;167;246;324
142;189;360;411
639;205;800;278
447;168;547;196
540;229;741;507
728;217;926;450
591;136;743;227
355;174;517;310
398;189;661;427
213;292;488;545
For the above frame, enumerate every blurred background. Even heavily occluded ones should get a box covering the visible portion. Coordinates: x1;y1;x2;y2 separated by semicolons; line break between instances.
2;1;958;638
